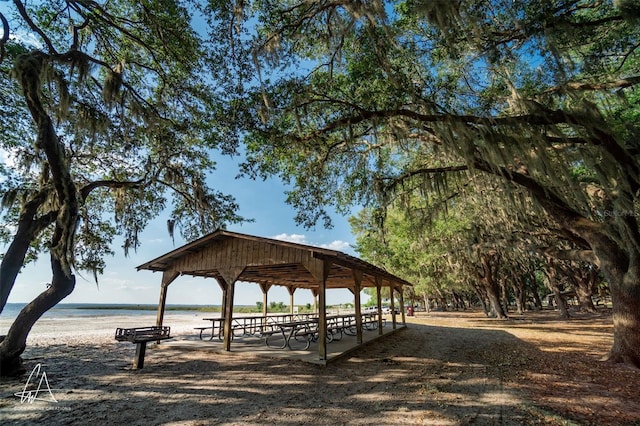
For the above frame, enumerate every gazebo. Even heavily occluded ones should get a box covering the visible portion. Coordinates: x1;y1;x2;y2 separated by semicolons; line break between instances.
137;229;413;361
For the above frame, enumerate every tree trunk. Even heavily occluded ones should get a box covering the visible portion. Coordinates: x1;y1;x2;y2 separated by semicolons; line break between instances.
510;278;525;315
0;255;75;376
499;278;509;314
483;277;507;318
529;274;543;310
574;267;598;313
550;226;640;366
471;282;490;316
451;290;465;310
545;261;570;319
0;192;55;313
594;246;640;367
608;273;640;367
435;288;447;311
478;251;508;319
474;149;640;367
0;51;81;376
423;295;430;312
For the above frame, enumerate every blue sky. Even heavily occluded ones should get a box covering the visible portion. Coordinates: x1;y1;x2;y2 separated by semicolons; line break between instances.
6;153;365;307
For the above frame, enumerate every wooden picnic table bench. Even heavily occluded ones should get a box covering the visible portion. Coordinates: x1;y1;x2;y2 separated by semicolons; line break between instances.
194;326;212;340
265;320;320;350
115;326;171;369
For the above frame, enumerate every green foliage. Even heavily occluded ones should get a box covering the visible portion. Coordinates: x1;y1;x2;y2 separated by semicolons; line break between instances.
234;1;640;239
0;1;246;283
269;301;287;312
351;171;551;302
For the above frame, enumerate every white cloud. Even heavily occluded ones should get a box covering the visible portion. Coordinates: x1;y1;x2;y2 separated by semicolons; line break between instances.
271;233;351;253
9;32;43;49
321;240;351;251
271;233;308;244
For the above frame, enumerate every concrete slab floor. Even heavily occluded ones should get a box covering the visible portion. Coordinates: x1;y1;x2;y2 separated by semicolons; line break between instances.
153;324;408;366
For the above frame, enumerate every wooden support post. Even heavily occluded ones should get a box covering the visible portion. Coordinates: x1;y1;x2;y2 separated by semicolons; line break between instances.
376;276;383;335
263;289;268;319
215;278;228;340
307;258;331;361
318;268;328;361
399;288;406;325
223;280;235;351
219;267;244;352
352;269;363;344
390;284;397;330
156;287;167;329
259;283;271;326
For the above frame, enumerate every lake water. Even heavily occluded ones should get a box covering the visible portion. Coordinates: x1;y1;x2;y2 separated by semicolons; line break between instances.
0;303;219;320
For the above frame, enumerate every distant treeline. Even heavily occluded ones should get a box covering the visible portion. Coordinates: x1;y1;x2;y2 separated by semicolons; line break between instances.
78;304;225;312
73;304;313;313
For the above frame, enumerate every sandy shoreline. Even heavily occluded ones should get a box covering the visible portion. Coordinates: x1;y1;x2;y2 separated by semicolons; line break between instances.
0;311;213;346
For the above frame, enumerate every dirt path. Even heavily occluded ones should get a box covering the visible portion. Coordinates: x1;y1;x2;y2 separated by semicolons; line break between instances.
1;310;639;425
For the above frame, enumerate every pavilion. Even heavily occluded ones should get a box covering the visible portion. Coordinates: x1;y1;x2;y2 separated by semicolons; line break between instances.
136;229;413;362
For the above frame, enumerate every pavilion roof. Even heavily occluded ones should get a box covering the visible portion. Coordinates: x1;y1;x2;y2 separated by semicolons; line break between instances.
136;229;412;291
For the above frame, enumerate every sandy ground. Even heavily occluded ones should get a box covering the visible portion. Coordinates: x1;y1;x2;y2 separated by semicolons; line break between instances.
1;309;639;425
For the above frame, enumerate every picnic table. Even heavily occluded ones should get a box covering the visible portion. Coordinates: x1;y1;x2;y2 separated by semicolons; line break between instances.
198;318;225;340
196;312;383;351
198;314;318;340
115;326;171;369
264;319;319;350
200;316;267;340
362;312;384;330
325;313;381;338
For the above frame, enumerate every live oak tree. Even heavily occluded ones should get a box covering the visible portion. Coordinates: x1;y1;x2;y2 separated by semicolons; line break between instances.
235;1;640;367
351;204;472;312
0;1;244;376
350;172;565;318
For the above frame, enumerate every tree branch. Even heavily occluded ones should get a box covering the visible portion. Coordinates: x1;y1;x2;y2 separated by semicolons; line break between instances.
541;248;598;266
13;0;58;54
79;179;146;202
294;105;609;144
544;76;640;94
471;157;600;235
382;165;469;192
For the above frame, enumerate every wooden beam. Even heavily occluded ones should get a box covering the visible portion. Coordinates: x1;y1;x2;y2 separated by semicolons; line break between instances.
259;283;271;317
215;277;228;325
287;286;296;314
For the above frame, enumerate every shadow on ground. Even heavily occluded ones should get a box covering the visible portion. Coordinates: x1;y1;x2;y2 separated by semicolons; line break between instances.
3;312;640;425
0;321;557;426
